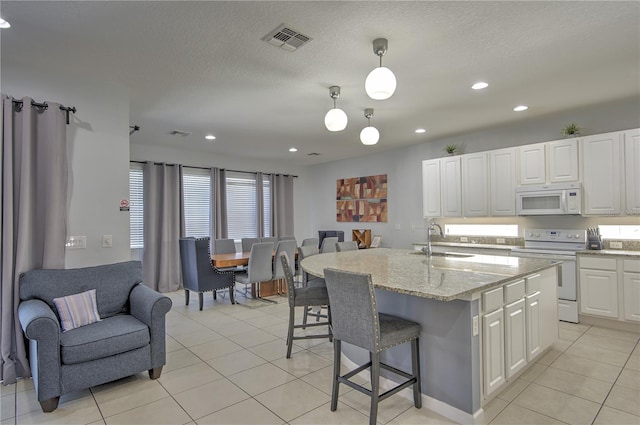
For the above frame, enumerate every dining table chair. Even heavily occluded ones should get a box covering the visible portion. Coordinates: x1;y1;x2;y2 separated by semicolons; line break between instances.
272;239;297;295
336;241;358;252
234;242;275;302
241;237;260;253
320;237;339;253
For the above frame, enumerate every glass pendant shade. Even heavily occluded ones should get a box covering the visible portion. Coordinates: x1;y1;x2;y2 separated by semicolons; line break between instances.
324;108;348;132
365;66;396;100
360;126;380;145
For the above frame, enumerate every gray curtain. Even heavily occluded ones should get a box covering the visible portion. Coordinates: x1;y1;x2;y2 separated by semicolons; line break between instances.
256;172;265;237
142;162;183;292
211;167;227;239
1;95;68;384
272;174;295;237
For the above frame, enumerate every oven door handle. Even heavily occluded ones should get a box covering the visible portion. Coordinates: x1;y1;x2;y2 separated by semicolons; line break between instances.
557;265;562;288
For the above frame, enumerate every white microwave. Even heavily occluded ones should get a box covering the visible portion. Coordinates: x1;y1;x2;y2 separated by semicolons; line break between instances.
516;183;582;216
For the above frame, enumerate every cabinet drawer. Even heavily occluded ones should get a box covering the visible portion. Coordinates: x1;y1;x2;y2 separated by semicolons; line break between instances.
623;259;640;273
504;279;525;304
483;287;504;313
526;273;540;294
580;256;617;271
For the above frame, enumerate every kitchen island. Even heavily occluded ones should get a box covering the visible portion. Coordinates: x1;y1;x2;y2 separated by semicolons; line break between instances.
301;248;559;424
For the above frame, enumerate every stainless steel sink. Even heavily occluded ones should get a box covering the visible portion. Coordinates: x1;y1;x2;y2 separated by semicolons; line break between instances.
409;251;474;258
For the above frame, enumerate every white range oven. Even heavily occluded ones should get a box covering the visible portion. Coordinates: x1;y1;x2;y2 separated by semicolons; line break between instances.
511;228;587;323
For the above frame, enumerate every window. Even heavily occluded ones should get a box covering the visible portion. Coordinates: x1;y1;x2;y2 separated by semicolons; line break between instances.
183;168;211;238
226;172;271;240
129;167;144;249
598;225;640;240
444;224;518;237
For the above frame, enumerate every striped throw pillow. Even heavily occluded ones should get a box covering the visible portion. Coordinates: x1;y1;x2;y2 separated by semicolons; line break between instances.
53;289;101;332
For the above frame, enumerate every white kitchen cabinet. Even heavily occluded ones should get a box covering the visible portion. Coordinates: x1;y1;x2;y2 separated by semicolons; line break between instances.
519;139;579;185
623;259;640;322
526;291;541;361
581;132;622;215
422;159;441;218
462;153;488;216
548;139;579;183
519;143;546;185
579;257;619;318
624;129;640;215
504;299;526;378
441;156;462;217
489;148;517;216
482;308;505;396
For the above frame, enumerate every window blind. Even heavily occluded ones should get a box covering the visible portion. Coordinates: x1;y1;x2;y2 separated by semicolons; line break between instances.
183;169;211;238
263;175;271;237
226;172;258;240
129;167;144;249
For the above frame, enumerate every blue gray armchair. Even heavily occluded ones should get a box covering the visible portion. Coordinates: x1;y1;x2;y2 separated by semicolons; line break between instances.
17;261;172;413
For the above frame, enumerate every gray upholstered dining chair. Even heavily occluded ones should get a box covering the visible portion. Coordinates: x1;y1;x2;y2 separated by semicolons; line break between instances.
241;237;260;253
280;252;331;358
179;237;236;309
278;235;297;241
298;244;328;326
261;236;278;245
273;239;297;294
323;268;422;425
320;236;339;253
212;238;244;274
301;237;318;247
235;241;275;301
336;241;358;252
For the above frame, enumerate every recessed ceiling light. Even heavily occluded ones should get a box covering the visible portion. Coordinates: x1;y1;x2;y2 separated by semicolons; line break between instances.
205;134;216;140
415;128;426;134
289;147;298;152
472;82;488;90
0;18;10;29
513;105;529;112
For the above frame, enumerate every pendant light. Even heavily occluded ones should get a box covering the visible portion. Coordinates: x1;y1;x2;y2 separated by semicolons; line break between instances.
365;38;396;100
360;108;379;145
324;86;348;131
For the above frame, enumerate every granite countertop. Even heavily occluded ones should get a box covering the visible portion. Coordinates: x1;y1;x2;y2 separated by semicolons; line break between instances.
578;250;640;258
301;248;557;301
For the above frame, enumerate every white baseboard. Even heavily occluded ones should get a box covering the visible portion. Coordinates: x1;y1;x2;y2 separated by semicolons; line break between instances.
340;354;483;425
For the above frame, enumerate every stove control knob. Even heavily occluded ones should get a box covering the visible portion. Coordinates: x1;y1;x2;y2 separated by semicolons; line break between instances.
567;234;573;239
575;233;581;239
528;232;534;237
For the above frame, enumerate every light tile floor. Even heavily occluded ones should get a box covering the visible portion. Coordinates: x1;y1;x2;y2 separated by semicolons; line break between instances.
2;291;639;425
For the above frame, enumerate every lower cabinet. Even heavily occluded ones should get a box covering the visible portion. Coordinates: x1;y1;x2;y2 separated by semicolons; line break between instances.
579;255;639;322
481;267;557;398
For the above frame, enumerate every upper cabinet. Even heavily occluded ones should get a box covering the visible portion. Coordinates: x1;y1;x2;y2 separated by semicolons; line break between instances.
422;159;441;218
519;139;579;185
462;153;488;216
490;148;517;216
441;156;462;216
581;132;622;215
624;129;640;215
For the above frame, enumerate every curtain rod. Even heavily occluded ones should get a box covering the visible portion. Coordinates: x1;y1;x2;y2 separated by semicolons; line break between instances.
129;160;298;178
12;99;77;125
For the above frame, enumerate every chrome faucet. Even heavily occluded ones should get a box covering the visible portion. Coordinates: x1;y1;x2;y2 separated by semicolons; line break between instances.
422;218;444;256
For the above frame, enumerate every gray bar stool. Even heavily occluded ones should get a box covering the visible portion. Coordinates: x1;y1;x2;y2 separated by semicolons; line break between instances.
323;268;422;425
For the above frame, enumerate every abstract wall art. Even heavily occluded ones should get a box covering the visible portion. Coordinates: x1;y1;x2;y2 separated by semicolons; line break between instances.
336;174;387;222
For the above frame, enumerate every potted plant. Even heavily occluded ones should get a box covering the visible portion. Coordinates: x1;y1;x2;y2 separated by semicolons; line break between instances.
444;144;458;155
562;123;583;138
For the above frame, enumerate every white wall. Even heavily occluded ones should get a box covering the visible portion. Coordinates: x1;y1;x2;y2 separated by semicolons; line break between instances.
2;64;131;268
306;96;640;248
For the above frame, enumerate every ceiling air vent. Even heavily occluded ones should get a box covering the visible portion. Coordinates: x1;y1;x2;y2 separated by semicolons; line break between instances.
169;130;191;137
307;152;321;156
262;24;312;52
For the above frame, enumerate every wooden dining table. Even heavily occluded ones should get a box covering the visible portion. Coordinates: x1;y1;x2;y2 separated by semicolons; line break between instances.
211;251;297;298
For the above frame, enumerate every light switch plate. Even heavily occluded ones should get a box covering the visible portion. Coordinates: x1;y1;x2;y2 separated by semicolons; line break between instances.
497;238;506;244
472;315;479;336
460;236;468;242
610;241;623;249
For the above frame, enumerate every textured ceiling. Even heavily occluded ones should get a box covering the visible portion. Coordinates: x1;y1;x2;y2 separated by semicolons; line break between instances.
2;1;639;164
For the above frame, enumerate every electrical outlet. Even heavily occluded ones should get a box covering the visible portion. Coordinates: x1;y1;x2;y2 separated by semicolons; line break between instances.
102;235;113;248
610;241;623;249
472;315;479;336
496;238;506;244
394;223;401;231
66;236;86;249
460;236;468;242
